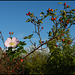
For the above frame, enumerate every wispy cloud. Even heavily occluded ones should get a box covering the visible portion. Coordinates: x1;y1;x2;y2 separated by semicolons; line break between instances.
17;33;25;39
32;38;48;41
32;38;39;41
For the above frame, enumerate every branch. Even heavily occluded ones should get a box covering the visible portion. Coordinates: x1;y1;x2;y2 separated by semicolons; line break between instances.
12;35;55;71
0;31;6;50
30;39;34;45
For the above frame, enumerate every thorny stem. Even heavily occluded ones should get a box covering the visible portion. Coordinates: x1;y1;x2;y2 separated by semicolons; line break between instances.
13;21;66;71
12;36;54;70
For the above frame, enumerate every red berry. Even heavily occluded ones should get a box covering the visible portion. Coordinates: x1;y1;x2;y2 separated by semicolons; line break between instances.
31;21;33;23
26;13;29;16
2;53;5;55
61;20;63;22
64;3;66;6
51;18;54;20
62;39;65;41
52;30;54;32
55;45;58;47
32;19;34;21
66;20;68;23
21;59;23;62
67;22;69;24
68;19;70;21
51;9;53;12
42;27;43;29
68;42;70;44
17;67;19;69
68;40;69;41
28;12;31;15
67;5;68;8
0;47;1;49
49;8;51;11
41;41;42;43
60;17;62;19
12;70;14;72
62;34;64;36
42;41;44;43
9;32;11;34
12;32;14;34
54;18;56;20
67;20;69;24
67;21;69;24
4;54;6;58
13;58;14;60
65;26;67;28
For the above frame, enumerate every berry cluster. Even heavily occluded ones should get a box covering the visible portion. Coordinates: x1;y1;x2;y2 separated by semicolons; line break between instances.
49;8;53;12
64;3;69;8
9;32;14;34
47;8;53;13
59;17;70;28
26;12;31;16
51;17;56;21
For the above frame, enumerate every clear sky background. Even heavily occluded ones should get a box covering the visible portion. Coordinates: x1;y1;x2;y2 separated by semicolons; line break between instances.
0;1;75;49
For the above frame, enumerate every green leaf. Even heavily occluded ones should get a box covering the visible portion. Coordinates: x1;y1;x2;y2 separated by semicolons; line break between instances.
55;15;57;17
6;48;12;55
39;20;43;23
23;34;33;39
54;12;57;14
13;53;18;59
28;34;33;39
26;19;31;22
13;52;21;59
17;46;23;51
40;12;44;15
54;9;58;12
56;33;58;36
21;49;27;53
17;44;20;47
58;2;62;4
19;41;26;46
39;40;41;43
30;14;34;18
10;55;14;61
72;18;75;21
48;31;52;36
70;11;73;14
23;36;28;39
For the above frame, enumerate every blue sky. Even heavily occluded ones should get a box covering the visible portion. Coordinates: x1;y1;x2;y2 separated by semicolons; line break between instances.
0;1;75;49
